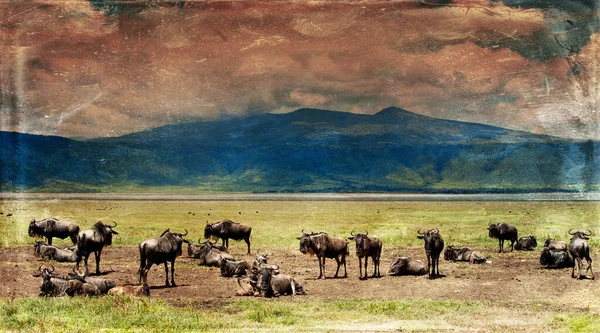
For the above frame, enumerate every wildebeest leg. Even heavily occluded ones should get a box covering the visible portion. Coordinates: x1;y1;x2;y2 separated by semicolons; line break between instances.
69;234;77;245
577;257;584;279
343;254;347;278
334;256;341;278
358;256;363;279
426;255;432;279
435;256;441;276
318;256;325;279
498;239;503;253
142;262;153;286
571;257;576;278
245;237;251;255
510;240;515;252
47;237;53;246
586;257;594;279
163;262;170;287
94;250;102;275
170;260;177;287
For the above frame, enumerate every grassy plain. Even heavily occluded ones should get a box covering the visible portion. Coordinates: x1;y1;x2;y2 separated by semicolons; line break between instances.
0;199;599;332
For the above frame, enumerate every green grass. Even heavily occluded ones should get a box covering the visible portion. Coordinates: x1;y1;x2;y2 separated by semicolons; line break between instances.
0;296;598;332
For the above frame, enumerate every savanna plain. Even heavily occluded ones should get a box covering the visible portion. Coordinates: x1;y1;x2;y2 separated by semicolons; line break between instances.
0;198;598;332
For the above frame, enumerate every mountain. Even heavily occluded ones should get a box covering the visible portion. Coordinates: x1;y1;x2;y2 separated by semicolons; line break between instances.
1;107;598;193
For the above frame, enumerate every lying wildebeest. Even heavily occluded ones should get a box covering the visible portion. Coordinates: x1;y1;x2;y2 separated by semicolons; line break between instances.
568;229;594;279
139;229;189;287
195;240;235;267
29;218;80;245
251;250;278;273
108;284;150;297
514;235;537;251
256;265;306;297
188;238;227;258
544;237;567;251
35;265;99;297
33;241;58;257
540;247;573;269
41;246;77;263
388;255;427;276
488;222;518;253
204;220;252;254
236;275;258;297
417;228;444;279
297;230;348;279
443;245;486;264
75;221;119;275
220;258;250;277
348;230;382;279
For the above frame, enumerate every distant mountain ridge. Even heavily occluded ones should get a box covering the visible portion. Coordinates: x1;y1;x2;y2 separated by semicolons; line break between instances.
1;107;598;193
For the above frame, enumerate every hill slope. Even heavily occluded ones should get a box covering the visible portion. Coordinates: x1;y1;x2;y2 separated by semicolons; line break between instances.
1;107;598;192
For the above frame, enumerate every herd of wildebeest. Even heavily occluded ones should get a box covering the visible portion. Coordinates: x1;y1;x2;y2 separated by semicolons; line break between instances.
26;217;595;299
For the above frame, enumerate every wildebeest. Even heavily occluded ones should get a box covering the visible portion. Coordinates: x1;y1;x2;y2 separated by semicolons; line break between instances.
251;250;278;273
204;220;252;254
568;229;594;279
488;223;518;253
348;230;382;279
28;218;80;245
108;284;150;297
540;247;573;269
514;235;537;251
236;275;259;296
35;265;99;297
256;266;306;297
41;246;77;263
195;240;236;267
75;221;119;275
544;238;567;252
220;258;250;277
297;230;348;279
33;241;57;257
443;245;486;264
188;238;227;258
138;229;189;287
388;255;427;276
417;228;444;279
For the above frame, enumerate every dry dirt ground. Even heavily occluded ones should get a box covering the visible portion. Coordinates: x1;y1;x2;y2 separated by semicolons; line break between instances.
1;244;597;312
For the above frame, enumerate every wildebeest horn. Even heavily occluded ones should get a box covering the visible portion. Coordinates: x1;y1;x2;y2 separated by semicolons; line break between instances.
49;264;55;273
38;264;45;272
584;229;592;236
568;228;576;235
182;229;188;236
434;228;439;234
110;221;118;228
417;228;424;235
198;238;202;244
364;230;368;236
350;230;355;236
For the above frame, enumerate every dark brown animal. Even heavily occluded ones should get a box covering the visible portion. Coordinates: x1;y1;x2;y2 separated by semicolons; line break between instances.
75;221;119;275
220;258;250;277
297;230;348;279
256;266;306;297
388;255;427;276
417;228;444;279
29;218;80;245
138;229;189;287
568;229;594;279
348;231;382;279
188;238;227;258
514;235;537;251
540;247;573;269
204;220;252;254
488;223;518;253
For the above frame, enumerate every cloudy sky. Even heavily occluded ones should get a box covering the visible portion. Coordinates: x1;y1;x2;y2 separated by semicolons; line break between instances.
1;0;598;139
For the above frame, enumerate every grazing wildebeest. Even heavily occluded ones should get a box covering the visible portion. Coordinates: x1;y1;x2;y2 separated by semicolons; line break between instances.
488;223;518;253
75;221;119;275
220;258;250;277
195;240;235;267
138;229;189;287
188;239;227;258
388;255;427;276
41;246;78;263
256;266;306;297
204;220;252;254
108;284;150;297
417;228;444;279
540;247;573;269
568;229;594;279
514;235;537;251
348;230;382;279
443;245;486;264
35;265;99;297
297;230;348;279
544;238;567;252
29;218;80;245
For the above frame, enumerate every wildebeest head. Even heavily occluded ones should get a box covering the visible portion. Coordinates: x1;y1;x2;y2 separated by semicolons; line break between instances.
527;234;537;248
204;222;214;240
443;245;456;261
33;241;45;256
568;229;592;240
417;228;444;252
348;230;369;256
161;228;189;255
38;264;56;296
296;230;312;255
540;247;552;266
257;265;277;297
488;223;499;238
93;221;119;245
28;219;47;238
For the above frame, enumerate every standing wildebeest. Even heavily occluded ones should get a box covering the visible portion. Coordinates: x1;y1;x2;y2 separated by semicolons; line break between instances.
568;229;595;279
388;255;427;276
417;228;444;279
75;221;119;275
297;230;348;279
29;218;80;245
540;247;573;269
488;223;518;253
443;245;486;264
544;238;567;251
514;235;537;251
139;229;189;287
348;230;382;279
204;220;252;254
